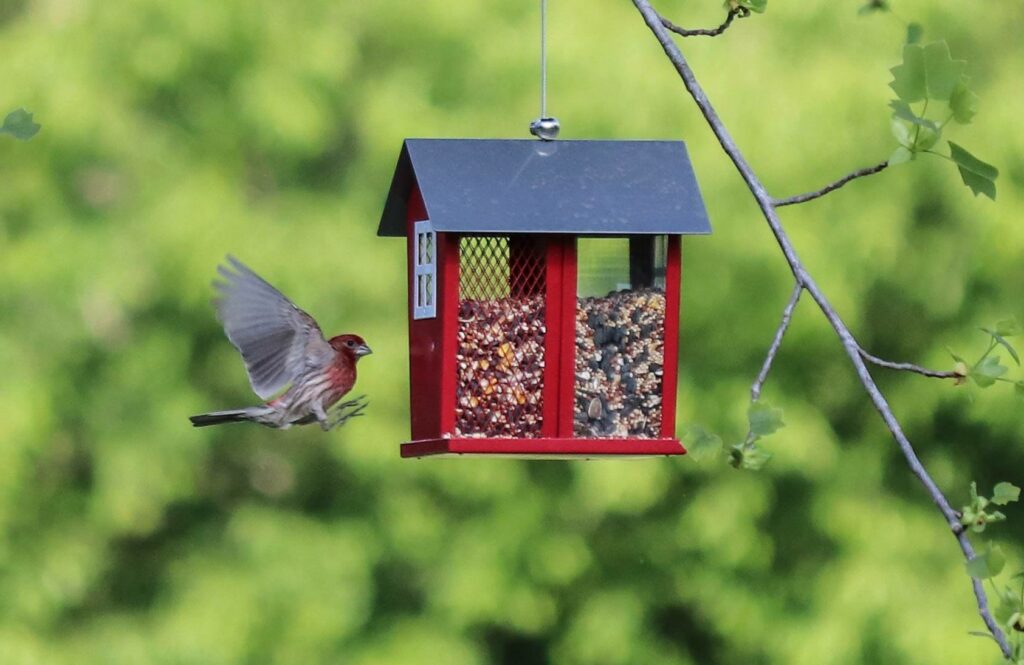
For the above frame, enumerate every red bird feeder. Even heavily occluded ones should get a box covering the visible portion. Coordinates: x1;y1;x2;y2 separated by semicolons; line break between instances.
378;139;711;458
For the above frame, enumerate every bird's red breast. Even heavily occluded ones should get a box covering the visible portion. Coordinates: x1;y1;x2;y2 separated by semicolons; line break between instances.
323;355;357;408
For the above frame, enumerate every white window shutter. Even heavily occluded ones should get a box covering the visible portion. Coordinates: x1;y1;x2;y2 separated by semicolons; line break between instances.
412;220;437;319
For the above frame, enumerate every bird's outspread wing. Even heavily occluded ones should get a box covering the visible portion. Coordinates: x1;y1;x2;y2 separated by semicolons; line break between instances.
214;256;335;400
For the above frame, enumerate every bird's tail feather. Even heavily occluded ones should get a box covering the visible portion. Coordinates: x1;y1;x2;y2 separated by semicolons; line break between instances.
190;408;264;427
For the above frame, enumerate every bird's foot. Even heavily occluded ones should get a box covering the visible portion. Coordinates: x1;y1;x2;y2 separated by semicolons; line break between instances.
326;396;368;430
333;395;367;411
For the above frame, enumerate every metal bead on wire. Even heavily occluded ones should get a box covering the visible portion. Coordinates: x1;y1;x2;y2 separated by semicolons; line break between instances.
530;117;560;141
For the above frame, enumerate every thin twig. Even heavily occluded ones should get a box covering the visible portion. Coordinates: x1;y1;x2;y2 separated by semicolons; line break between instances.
859;347;962;380
659;8;745;38
751;282;804;402
630;0;1012;657
774;161;889;207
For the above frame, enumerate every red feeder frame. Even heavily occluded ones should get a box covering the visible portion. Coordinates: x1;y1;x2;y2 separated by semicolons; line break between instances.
378;139;711;458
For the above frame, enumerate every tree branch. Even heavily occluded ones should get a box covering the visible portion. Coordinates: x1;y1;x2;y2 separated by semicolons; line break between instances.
630;0;1012;657
858;347;963;380
751;282;804;402
774;161;890;207
659;8;745;38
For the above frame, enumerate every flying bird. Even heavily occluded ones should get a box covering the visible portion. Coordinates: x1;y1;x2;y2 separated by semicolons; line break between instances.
190;256;371;430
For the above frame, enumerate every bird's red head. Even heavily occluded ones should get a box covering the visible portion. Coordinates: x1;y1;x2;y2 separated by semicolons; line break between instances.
330;334;373;362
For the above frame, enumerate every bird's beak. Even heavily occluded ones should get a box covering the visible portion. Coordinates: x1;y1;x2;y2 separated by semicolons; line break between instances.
356;343;373;357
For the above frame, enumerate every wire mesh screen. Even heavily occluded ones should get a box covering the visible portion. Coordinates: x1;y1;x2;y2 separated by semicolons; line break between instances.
459;237;509;300
455;236;546;438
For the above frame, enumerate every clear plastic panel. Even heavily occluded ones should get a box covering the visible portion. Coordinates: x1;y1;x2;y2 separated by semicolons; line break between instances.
575;236;667;438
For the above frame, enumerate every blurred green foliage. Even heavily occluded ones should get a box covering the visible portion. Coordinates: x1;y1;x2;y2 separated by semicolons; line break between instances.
1;108;40;140
1;0;1023;663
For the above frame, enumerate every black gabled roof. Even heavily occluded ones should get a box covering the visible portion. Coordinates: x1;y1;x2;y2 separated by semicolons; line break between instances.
377;139;712;237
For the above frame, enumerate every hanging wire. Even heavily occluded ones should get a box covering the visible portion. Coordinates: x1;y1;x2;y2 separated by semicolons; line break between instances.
540;0;547;119
529;0;559;140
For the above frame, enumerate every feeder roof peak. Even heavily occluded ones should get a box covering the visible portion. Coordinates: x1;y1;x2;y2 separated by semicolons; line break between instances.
377;138;712;237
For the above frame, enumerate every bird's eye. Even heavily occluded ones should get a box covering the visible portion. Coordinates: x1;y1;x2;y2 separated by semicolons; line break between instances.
346;340;356;347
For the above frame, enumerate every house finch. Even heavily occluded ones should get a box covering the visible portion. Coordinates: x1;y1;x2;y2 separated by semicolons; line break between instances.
189;256;371;430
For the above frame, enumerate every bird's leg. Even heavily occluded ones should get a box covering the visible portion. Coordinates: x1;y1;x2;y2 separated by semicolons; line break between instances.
326;396;368;431
327;401;368;431
332;395;366;411
313;401;331;432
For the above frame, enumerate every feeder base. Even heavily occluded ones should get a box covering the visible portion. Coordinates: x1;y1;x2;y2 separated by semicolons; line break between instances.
400;437;685;459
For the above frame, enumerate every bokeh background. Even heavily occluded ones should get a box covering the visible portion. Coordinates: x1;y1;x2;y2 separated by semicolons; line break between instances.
1;0;1023;663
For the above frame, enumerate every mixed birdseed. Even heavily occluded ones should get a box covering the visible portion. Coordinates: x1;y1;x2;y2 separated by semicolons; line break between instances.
454;288;665;438
574;288;665;438
455;295;546;437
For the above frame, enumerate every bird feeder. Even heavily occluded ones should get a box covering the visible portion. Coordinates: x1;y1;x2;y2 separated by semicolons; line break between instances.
378;139;711;458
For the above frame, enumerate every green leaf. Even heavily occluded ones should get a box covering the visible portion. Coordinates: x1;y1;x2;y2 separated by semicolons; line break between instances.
890;117;938;152
905;22;923;45
730;443;772;471
1;108;40;141
966;544;1006;579
948;348;967;364
914;124;940;151
995;586;1023;625
724;0;766;13
889;100;939;132
743;448;773;470
993;482;1021;506
889;146;913;166
998;587;1024;636
682;424;723;462
889;42;966;104
996;318;1021;337
949;81;979;124
891;118;913;147
884;99;937;151
737;0;767;13
890;45;926;102
921;42;966;100
982;328;1020;366
1016;381;1024;400
890;48;925;103
949;141;998;200
748;401;784;438
971;355;1008;387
